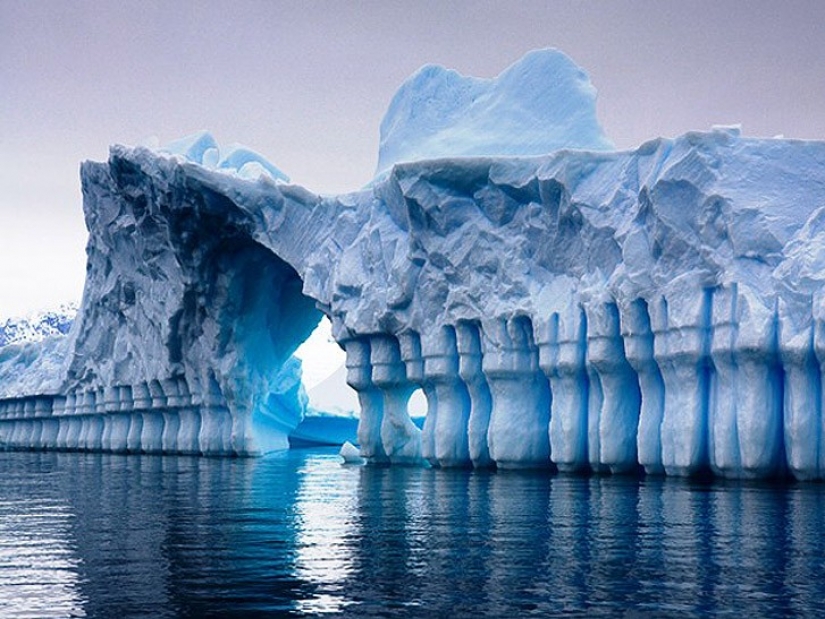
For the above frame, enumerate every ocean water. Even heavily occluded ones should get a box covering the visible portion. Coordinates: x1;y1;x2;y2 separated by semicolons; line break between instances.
1;448;824;618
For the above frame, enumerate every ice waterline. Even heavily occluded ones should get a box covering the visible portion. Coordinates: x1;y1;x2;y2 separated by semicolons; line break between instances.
1;49;825;480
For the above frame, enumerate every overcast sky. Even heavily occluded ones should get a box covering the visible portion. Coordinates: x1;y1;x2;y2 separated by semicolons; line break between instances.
2;0;824;317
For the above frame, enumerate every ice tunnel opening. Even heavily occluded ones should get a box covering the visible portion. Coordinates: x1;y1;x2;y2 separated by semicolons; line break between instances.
197;238;329;454
294;316;353;415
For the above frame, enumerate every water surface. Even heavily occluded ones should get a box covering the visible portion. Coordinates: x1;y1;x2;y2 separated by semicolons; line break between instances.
1;449;824;617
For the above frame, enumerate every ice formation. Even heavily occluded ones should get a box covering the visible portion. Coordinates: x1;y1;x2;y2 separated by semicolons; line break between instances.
1;49;825;480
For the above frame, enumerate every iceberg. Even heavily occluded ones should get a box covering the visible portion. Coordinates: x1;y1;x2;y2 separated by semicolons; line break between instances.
289;414;359;447
158;130;290;182
1;49;824;480
339;440;364;464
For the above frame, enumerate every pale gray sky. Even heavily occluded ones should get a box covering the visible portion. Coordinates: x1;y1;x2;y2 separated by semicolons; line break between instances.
2;0;824;316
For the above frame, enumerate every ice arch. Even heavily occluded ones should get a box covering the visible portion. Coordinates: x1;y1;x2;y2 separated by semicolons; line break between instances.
0;151;326;456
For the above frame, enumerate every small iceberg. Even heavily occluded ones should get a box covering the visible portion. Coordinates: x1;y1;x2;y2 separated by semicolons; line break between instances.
339;441;364;465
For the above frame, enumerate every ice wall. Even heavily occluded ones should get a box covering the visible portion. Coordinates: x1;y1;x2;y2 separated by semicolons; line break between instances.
2;50;825;478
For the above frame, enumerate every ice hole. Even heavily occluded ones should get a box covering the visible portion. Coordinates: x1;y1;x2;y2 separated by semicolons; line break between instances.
294;316;356;416
408;387;428;422
294;322;430;424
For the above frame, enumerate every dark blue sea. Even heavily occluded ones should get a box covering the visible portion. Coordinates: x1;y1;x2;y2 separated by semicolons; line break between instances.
1;448;825;618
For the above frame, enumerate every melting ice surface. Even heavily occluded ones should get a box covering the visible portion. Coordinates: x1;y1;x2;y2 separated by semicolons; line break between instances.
2;49;825;481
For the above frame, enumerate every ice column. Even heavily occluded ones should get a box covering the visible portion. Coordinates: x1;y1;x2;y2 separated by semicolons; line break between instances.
128;383;149;452
161;378;182;452
456;322;493;468
482;316;551;469
710;286;783;478
807;306;825;479
398;331;435;465
99;387;118;451
620;299;665;475
345;338;387;464
780;298;821;480
650;290;712;476
586;302;641;474
198;374;231;455
421;326;471;468
141;380;166;453
56;393;73;449
538;308;589;473
371;334;422;465
810;296;825;478
108;403;132;452
175;379;201;454
41;398;61;450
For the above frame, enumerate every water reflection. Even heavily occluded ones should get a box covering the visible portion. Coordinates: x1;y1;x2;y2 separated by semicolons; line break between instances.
1;450;825;617
0;453;86;618
293;457;360;614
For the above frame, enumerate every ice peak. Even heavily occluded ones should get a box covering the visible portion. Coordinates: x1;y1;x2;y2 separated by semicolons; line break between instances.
376;48;613;177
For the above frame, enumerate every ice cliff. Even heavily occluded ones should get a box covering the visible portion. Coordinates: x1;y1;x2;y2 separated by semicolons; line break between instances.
2;49;825;479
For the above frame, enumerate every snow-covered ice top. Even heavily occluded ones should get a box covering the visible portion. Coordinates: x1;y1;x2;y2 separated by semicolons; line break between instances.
376;48;613;177
0;304;77;348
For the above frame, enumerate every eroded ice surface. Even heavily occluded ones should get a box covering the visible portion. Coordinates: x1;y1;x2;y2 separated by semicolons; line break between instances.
2;50;825;479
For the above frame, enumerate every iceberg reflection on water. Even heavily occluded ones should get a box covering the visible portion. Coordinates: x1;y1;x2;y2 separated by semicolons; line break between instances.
0;448;823;617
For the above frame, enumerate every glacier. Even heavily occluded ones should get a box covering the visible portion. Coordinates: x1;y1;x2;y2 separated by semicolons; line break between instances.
2;49;825;480
0;304;77;347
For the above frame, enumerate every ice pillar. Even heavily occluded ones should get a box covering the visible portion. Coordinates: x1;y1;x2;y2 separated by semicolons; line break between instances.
780;298;821;480
482;316;551;469
586;302;641;474
456;322;493;468
620;299;665;475
538;308;588;473
421;326;471;468
710;286;783;478
344;338;388;464
650;290;712;476
371;334;422;465
198;374;232;455
398;331;435;465
810;298;825;479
